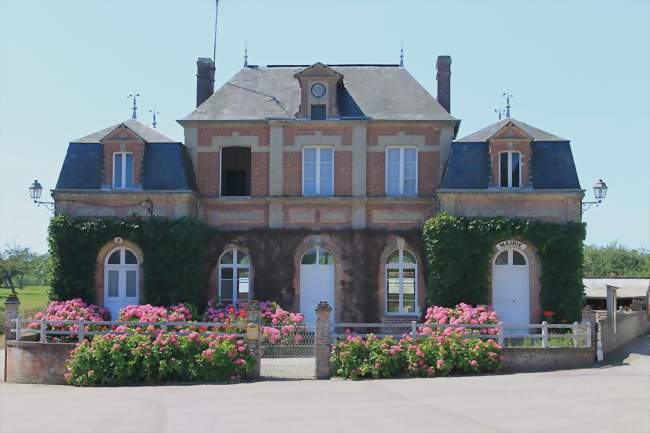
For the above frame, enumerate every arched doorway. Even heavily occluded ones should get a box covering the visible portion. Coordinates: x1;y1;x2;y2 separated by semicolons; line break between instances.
104;247;139;319
492;247;530;324
299;246;335;324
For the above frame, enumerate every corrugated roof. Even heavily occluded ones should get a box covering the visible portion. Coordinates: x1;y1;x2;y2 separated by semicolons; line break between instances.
72;119;179;143
456;118;566;143
181;65;456;122
583;278;650;298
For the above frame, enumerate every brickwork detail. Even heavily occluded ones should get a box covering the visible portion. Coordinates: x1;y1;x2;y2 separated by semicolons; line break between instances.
334;151;353;196
283;125;353;146
366;152;385;196
368;125;439;146
314;301;332;379
198;126;270;147
251;152;270;196
489;140;531;188
418;152;440;197
197;153;219;196
283;152;302;196
102;140;145;188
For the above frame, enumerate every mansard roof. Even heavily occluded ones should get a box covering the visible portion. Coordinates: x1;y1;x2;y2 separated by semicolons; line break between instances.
181;64;456;122
72;119;178;144
441;118;580;190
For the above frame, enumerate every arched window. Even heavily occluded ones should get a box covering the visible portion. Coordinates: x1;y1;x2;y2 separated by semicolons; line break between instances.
219;249;251;305
104;247;139;319
385;249;417;314
300;246;335;265
493;248;528;267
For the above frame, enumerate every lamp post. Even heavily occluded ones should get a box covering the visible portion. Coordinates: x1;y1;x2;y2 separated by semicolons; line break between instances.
29;180;55;211
582;179;608;212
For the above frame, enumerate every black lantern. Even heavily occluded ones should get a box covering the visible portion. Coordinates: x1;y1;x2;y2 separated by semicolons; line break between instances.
593;179;608;200
29;180;43;202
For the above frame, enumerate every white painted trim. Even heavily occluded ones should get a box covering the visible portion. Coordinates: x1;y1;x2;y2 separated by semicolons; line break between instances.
112;152;134;189
498;151;522;189
217;248;252;305
385;248;419;314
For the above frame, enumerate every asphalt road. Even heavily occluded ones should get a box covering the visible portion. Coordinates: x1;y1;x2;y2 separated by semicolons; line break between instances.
1;334;648;433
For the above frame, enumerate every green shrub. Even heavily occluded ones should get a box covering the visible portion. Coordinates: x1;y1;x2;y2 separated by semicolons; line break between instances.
65;332;253;386
422;213;586;323
330;334;502;380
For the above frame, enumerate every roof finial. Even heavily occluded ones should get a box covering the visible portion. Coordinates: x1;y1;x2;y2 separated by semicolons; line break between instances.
213;0;220;62
128;92;141;119
494;107;503;120
502;91;513;118
399;40;404;67
244;40;248;67
149;108;159;128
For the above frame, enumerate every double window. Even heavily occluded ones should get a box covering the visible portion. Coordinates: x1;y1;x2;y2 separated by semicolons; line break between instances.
386;147;417;196
385;249;418;314
218;249;251;305
499;151;521;188
113;152;134;189
303;147;334;197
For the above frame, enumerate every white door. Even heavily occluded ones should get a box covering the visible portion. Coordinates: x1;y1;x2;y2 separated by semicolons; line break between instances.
299;247;335;324
492;248;529;325
104;248;139;320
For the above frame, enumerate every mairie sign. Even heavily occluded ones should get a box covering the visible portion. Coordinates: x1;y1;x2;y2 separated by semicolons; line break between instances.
496;239;527;250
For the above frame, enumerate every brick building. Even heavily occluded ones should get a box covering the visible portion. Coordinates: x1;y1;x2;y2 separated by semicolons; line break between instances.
54;56;582;324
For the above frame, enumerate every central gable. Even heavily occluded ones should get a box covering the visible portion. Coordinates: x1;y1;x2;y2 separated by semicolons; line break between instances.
293;62;344;119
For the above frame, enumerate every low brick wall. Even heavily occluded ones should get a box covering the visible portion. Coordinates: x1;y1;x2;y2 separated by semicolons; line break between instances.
6;340;76;384
600;312;650;354
501;347;595;373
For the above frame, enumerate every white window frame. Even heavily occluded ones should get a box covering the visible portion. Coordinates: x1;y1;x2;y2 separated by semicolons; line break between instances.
498;151;522;188
302;146;335;197
385;146;418;196
112;152;134;189
218;248;252;305
385;248;419;316
104;247;140;316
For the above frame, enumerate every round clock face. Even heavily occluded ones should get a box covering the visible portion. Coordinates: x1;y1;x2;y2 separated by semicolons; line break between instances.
311;83;326;98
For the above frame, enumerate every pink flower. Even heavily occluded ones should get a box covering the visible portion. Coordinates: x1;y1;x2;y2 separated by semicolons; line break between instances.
470;360;478;367
436;359;445;368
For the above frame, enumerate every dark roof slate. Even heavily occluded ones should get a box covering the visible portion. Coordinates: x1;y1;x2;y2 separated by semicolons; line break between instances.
181;65;456;122
55;143;104;189
440;142;490;189
531;142;581;189
142;143;195;190
456;118;567;142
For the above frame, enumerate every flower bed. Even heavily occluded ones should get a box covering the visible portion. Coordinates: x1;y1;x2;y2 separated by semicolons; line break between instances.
330;334;502;380
27;299;109;342
65;331;253;386
421;303;498;336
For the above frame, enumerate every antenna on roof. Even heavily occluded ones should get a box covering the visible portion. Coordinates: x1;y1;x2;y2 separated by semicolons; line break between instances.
494;107;503;120
502;91;513;118
213;0;220;62
399;40;404;67
149;108;159;128
128;92;141;119
244;40;248;67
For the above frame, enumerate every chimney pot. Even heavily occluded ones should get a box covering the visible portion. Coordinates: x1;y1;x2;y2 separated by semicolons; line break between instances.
196;57;215;107
436;55;452;113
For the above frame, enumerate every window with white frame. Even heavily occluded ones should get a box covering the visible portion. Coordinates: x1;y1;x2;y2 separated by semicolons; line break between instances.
303;147;334;196
385;249;417;314
218;249;251;305
499;151;521;188
113;152;134;189
386;147;417;195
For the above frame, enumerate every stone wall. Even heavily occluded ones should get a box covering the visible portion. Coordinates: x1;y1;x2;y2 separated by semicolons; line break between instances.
501;347;595;372
6;341;76;384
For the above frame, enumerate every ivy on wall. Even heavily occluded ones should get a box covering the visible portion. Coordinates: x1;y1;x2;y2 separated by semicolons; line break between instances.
48;216;209;306
422;213;586;323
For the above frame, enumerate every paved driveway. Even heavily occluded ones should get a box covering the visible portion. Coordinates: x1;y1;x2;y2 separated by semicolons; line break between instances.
1;335;649;433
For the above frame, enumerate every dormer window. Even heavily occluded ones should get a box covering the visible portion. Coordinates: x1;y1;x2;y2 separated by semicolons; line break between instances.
310;104;326;120
113;152;134;189
499;151;521;188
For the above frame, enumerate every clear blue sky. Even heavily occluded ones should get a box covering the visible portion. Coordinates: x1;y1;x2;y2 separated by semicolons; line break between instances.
1;0;648;254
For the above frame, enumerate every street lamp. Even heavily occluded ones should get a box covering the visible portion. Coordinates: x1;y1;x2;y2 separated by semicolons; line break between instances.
29;180;54;211
582;179;608;212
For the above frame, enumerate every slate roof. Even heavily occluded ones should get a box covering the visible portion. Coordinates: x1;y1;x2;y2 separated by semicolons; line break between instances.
56;121;194;191
72;119;178;144
441;119;581;190
455;118;567;142
181;65;456;122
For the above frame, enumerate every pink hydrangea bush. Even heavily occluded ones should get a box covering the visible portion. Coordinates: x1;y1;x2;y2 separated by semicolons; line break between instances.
330;333;502;380
420;303;499;336
27;299;109;342
65;331;253;386
118;303;196;323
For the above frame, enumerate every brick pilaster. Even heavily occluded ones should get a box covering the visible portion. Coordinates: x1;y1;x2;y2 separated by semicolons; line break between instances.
246;300;261;378
315;301;331;380
4;295;20;342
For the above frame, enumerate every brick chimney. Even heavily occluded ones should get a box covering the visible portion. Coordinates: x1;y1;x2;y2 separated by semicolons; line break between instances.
436;56;451;113
196;57;215;107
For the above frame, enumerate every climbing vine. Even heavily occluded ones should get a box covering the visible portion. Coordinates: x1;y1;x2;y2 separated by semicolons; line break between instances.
422;213;586;323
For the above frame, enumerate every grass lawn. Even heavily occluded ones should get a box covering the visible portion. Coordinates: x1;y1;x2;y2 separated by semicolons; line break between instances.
0;286;50;340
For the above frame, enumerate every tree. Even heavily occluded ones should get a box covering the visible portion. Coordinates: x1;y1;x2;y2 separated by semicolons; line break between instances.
0;245;50;292
583;243;650;277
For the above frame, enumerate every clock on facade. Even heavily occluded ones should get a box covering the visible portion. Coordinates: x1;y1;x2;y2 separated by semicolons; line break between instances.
311;83;326;98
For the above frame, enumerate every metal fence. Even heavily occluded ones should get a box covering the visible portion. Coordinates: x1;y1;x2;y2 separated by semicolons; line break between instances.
259;323;317;379
332;321;592;348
